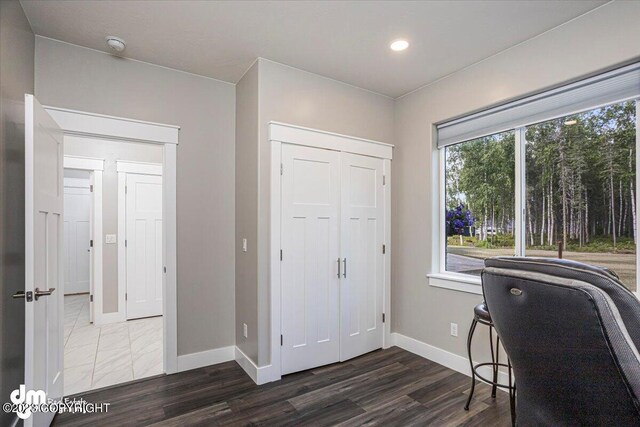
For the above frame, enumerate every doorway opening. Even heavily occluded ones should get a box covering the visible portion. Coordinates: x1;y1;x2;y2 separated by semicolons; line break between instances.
24;97;178;424
62;138;165;395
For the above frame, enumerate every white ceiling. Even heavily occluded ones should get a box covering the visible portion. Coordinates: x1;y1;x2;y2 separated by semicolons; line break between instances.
21;0;606;98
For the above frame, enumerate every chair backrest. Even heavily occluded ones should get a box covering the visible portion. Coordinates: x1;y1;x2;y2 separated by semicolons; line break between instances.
486;257;640;350
483;257;640;425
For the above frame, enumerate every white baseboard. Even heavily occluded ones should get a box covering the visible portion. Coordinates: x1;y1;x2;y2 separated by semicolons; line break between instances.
234;346;281;385
391;332;511;387
176;345;235;372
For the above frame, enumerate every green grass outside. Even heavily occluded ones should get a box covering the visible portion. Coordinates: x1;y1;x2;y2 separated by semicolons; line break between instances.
447;234;636;254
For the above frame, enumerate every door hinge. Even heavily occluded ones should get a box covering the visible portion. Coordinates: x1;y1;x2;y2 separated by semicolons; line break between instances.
382;313;386;323
90;239;94;248
281;335;283;346
125;185;128;194
164;266;167;273
90;295;93;302
280;249;283;261
90;184;94;192
125;293;128;301
382;244;386;254
125;240;128;247
280;163;283;175
383;175;386;185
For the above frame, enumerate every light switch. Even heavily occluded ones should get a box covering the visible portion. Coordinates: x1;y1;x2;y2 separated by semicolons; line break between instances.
242;238;247;252
105;234;117;244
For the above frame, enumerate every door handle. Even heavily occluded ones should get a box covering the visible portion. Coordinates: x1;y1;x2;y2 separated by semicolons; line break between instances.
343;258;347;278
337;258;341;278
34;287;55;301
13;291;33;302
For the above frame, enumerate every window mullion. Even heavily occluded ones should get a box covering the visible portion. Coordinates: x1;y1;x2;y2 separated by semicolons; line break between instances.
439;148;446;273
515;127;526;256
635;99;639;297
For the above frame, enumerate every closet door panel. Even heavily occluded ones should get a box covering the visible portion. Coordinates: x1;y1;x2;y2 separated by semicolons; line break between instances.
281;144;341;375
340;153;384;361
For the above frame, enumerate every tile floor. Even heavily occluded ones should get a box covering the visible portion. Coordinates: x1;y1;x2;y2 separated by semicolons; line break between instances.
64;294;163;396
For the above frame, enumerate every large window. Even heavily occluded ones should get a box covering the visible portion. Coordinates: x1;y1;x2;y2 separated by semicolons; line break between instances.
445;131;515;276
525;101;637;290
440;99;638;292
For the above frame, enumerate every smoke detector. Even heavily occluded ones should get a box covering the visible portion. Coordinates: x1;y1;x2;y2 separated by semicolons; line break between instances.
105;36;126;53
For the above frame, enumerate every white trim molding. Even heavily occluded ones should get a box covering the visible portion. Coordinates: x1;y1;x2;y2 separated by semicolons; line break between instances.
235;347;281;385
44;106;179;145
63;155;106;325
427;273;483;295
116;160;163;176
391;333;511;388
52;106;179;375
64;155;104;171
269;122;393;160
116;172;127;324
176;346;235;372
383;158;392;348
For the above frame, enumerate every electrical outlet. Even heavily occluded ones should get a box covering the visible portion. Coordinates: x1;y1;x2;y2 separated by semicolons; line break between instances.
243;323;248;338
450;323;458;337
242;238;247;252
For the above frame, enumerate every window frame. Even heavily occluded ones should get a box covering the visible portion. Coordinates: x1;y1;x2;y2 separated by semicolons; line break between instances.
431;99;640;298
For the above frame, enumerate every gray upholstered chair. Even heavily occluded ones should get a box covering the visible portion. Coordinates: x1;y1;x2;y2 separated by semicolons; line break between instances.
482;257;640;426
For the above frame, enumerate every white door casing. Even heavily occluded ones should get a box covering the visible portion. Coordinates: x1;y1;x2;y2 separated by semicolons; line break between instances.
125;173;163;319
63;155;104;326
88;172;95;323
25;94;64;426
280;144;341;375
47;107;179;374
63;177;91;295
340;153;385;361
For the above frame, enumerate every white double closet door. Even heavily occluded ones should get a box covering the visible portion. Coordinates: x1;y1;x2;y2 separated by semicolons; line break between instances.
281;144;385;375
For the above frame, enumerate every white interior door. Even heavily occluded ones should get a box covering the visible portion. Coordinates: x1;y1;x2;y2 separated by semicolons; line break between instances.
63;176;91;295
340;153;384;361
25;94;64;426
280;144;341;375
125;173;163;319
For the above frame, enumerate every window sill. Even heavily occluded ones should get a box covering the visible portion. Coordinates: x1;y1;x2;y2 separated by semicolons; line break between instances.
427;272;483;295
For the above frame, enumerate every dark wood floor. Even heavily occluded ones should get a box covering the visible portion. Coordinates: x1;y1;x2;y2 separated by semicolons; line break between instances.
53;347;510;426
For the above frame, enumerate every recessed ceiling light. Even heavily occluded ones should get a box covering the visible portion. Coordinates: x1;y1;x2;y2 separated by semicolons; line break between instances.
106;36;126;53
564;120;577;125
390;39;409;52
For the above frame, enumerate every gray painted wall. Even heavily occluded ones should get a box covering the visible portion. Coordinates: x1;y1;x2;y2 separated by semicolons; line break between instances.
392;1;640;361
235;61;259;362
0;0;33;422
35;37;236;356
64;137;163;312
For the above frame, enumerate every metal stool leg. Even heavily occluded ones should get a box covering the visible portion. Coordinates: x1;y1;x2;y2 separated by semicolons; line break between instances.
508;358;516;427
489;327;498;398
464;318;478;411
492;334;500;398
